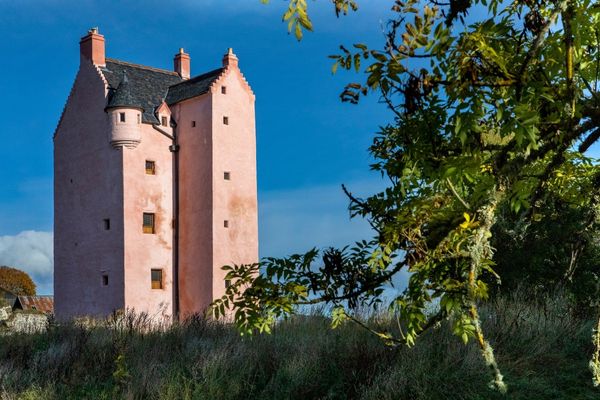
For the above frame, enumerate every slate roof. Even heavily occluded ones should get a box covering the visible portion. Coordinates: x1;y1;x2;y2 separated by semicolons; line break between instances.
14;295;54;314
165;68;223;105
102;58;223;124
106;72;142;110
103;59;182;124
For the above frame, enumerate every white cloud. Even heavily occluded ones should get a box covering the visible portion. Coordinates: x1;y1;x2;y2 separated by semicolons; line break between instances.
0;231;53;295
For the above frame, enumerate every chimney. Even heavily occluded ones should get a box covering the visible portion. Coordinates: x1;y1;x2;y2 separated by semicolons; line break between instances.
174;48;190;80
222;48;238;68
79;27;105;67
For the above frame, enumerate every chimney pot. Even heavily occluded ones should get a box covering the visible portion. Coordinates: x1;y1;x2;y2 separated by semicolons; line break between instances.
174;48;191;80
222;48;238;68
79;27;105;67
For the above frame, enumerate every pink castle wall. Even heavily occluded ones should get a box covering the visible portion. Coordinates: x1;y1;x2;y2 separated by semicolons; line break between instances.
173;60;257;316
173;93;214;315
122;123;174;317
210;62;258;306
54;60;125;319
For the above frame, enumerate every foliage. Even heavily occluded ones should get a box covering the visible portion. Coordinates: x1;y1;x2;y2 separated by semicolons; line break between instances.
260;0;358;40
491;157;600;310
212;0;600;391
0;265;36;296
0;292;598;399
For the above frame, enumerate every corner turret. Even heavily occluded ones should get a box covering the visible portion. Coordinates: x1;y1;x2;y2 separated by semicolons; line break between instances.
105;73;143;149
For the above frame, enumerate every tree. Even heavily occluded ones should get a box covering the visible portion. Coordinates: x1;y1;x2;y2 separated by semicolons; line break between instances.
0;266;36;296
214;0;600;391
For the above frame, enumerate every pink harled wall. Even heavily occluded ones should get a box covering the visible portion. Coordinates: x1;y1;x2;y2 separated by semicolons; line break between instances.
210;58;258;306
174;94;214;315
54;59;125;320
122;122;174;318
174;54;258;316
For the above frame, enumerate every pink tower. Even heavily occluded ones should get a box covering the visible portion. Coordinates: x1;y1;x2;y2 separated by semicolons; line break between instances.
53;28;258;320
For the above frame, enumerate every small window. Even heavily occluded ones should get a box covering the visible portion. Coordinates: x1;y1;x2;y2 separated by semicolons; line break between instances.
119;112;126;122
224;220;229;228
137;114;141;124
223;116;229;125
102;274;109;286
103;219;110;230
143;213;155;234
191;121;196;127
145;160;156;175
161;116;168;127
151;269;163;289
221;86;227;94
224;171;231;180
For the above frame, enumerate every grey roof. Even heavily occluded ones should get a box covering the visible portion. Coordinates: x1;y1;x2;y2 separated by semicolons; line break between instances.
102;58;222;124
106;72;142;110
165;68;223;105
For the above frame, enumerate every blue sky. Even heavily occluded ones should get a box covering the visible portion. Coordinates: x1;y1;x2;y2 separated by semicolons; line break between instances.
0;0;394;293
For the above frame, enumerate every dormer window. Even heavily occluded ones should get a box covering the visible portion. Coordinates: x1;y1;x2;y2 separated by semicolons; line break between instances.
119;112;126;122
161;116;168;127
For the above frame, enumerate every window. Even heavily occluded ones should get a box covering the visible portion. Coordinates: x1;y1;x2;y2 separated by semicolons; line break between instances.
221;86;227;94
223;116;229;125
161;116;168;127
224;171;231;180
103;219;110;230
143;213;155;234
137;114;141;124
145;160;156;175
119;112;126;122
191;121;196;127
102;274;109;286
151;269;163;289
224;220;229;228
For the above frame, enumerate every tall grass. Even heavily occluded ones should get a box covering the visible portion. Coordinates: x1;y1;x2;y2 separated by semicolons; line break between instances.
0;290;597;399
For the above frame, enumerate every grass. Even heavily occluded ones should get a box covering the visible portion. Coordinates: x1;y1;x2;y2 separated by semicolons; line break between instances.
0;290;597;399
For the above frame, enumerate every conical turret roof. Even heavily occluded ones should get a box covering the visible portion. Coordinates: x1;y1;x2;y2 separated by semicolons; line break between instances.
106;72;144;110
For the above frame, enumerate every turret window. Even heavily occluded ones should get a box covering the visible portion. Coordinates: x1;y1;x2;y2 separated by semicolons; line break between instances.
224;171;231;180
143;213;155;234
119;112;126;122
161;116;168;127
223;116;229;125
221;86;227;94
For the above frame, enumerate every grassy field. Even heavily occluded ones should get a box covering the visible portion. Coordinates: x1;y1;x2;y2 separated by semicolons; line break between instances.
0;291;597;400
